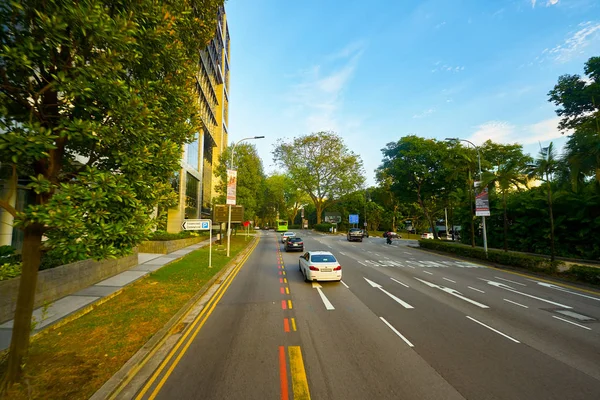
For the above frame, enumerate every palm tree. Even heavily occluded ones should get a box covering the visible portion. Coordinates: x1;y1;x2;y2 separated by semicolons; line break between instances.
527;142;560;261
481;160;529;251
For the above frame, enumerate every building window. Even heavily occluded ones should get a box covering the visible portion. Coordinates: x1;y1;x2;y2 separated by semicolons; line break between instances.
185;172;199;219
170;170;180;194
186;133;199;170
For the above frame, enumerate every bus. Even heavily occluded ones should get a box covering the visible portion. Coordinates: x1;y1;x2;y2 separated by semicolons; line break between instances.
276;220;288;232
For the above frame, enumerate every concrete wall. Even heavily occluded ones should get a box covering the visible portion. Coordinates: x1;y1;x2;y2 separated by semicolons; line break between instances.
137;237;204;254
0;250;138;324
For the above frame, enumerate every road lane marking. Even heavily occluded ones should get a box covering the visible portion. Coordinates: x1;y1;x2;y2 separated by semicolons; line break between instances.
312;282;335;310
380;317;414;347
284;318;290;332
280;287;285;294
466;316;520;343
468;286;485;293
481;279;572;309
279;346;289;400
443;277;456;283
340;280;349;288
495;277;526;286
279;271;282;275
552;316;592;330
364;278;414;308
288;300;293;309
280;278;283;283
291;318;297;331
288;346;311;400
415;278;489;309
284;278;288;284
390;277;409;288
339;252;347;256
282;265;285;270
283;271;286;276
403;252;411;255
357;261;366;266
136;238;260;400
281;300;287;309
423;271;433;275
384;256;390;260
286;287;290;295
535;282;600;302
503;299;529;308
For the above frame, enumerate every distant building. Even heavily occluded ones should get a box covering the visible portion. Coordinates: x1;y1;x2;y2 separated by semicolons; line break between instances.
165;6;231;232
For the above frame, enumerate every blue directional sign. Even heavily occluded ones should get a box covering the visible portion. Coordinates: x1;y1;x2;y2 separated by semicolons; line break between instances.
349;214;359;224
182;219;212;231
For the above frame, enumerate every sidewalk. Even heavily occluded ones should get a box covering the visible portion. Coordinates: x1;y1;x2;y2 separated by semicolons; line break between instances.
0;238;215;351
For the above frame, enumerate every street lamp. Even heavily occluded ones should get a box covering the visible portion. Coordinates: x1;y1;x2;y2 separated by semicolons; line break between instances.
226;136;265;257
445;137;488;256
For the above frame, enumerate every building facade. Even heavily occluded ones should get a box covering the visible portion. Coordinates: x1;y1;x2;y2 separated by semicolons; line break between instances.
166;6;230;232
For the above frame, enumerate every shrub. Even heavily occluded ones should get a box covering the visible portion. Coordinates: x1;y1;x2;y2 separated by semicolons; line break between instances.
147;230;194;241
0;245;20;265
39;249;70;271
314;223;334;232
418;240;562;274
289;224;301;229
0;262;21;281
562;265;600;286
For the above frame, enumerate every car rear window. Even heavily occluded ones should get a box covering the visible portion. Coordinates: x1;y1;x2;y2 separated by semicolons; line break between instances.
310;254;337;263
288;238;302;243
349;228;362;232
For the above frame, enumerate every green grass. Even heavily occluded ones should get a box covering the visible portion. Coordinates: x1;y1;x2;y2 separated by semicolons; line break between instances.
0;236;254;400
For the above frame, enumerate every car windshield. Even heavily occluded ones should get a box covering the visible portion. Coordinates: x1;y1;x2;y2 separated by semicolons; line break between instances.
349;228;362;232
310;254;337;263
288;238;302;243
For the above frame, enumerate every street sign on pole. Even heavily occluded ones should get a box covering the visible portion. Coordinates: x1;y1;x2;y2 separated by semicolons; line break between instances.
226;169;237;205
324;212;342;224
349;214;359;224
181;219;212;268
214;205;244;223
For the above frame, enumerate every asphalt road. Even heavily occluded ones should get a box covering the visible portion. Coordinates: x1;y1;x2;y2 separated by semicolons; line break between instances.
131;230;600;400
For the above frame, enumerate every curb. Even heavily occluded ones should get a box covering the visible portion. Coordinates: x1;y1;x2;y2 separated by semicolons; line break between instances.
90;236;260;400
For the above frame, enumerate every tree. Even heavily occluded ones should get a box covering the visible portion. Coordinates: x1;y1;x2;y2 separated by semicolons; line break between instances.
527;143;560;261
272;131;365;223
480;143;531;251
215;143;265;222
379;136;449;239
0;0;223;386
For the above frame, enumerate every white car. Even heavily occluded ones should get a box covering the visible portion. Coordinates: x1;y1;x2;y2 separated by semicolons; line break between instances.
281;232;296;243
421;232;434;239
298;251;342;282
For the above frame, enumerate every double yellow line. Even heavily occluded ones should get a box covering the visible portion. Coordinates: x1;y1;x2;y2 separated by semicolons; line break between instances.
134;238;260;400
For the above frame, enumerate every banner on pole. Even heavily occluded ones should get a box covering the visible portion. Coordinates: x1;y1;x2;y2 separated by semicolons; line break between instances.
226;169;237;205
474;181;491;217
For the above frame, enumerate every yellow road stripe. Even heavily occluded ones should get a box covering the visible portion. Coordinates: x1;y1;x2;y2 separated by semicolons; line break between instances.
288;346;311;400
291;318;297;331
288;300;293;309
284;278;288;284
282;265;285;270
282;271;286;276
136;238;259;400
285;287;290;295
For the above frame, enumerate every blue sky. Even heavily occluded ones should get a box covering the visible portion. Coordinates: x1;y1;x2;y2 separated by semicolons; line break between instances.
226;0;600;185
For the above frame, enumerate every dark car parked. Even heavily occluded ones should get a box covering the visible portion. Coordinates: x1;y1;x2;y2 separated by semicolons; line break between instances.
285;237;304;252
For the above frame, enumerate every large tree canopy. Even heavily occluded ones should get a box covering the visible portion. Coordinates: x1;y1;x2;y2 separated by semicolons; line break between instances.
0;0;223;385
272;131;365;223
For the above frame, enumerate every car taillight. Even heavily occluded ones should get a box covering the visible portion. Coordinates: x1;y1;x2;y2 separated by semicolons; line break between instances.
309;266;319;271
334;265;342;271
298;242;303;245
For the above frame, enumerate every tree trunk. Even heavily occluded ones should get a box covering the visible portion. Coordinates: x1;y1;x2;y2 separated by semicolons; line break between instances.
468;170;475;247
316;203;322;224
2;223;44;387
502;191;508;252
547;183;556;262
417;187;437;239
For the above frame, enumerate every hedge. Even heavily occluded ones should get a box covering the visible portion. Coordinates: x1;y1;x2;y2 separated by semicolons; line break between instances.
147;230;195;241
562;265;600;286
314;223;334;233
418;240;562;274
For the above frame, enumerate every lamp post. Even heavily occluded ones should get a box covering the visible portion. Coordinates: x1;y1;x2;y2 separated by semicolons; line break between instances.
226;135;265;257
445;138;488;256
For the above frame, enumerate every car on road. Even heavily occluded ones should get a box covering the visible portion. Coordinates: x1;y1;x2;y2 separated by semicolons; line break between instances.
421;232;434;239
285;237;304;252
298;251;342;282
347;228;363;242
281;232;296;243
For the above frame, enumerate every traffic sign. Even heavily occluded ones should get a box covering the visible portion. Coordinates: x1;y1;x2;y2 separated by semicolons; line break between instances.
349;214;359;224
214;205;244;223
364;222;367;226
182;219;212;231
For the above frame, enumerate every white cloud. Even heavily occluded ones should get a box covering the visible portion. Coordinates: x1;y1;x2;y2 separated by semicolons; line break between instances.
285;42;366;133
547;0;559;5
531;0;537;8
548;21;600;63
467;117;564;146
412;108;436;119
431;63;464;73
435;21;446;29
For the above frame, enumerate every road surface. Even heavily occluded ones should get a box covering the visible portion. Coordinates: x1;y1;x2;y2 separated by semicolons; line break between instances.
130;230;600;400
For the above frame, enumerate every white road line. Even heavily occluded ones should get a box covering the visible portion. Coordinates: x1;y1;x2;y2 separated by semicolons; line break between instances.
364;278;414;309
339;252;347;256
423;271;433;275
468;286;485;293
466;316;520;343
403;252;411;255
316;287;335;310
384;256;390;260
357;261;366;266
480;279;573;309
415;278;489;309
503;299;529;308
380;317;414;347
374;253;381;257
552;316;592;330
535;282;600;302
340;280;349;289
443;277;456;283
495;277;527;286
390;277;409;288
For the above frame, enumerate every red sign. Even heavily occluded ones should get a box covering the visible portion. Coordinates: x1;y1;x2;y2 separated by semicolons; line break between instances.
243;221;250;227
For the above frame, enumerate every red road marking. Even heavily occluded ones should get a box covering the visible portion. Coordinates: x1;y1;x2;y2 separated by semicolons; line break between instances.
284;318;290;332
280;278;283;283
279;346;289;400
281;300;287;310
280;287;285;294
279;271;282;275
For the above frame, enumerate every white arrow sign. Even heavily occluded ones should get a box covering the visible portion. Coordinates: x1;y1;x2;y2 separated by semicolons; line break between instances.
480;279;572;309
364;277;414;309
312;282;335;310
535;282;600;302
414;277;489;308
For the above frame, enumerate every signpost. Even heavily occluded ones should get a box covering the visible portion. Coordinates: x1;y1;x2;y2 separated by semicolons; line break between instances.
214;205;244;223
181;219;212;268
324;212;342;224
349;214;359;225
474;181;491;217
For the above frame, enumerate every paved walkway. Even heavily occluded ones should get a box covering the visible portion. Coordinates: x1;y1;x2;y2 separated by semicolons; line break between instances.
0;239;214;351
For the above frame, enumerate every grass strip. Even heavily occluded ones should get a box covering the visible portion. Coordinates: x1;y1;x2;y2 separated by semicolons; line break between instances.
0;236;253;400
